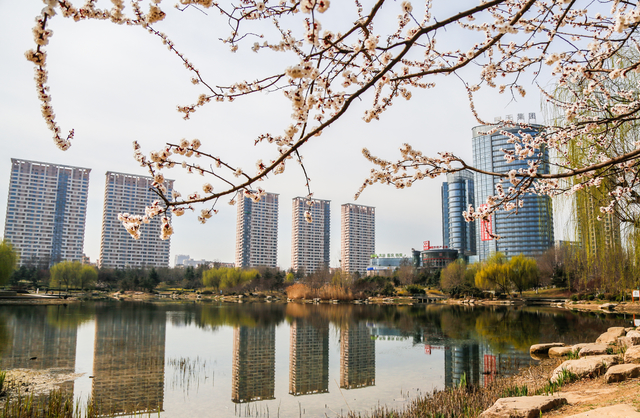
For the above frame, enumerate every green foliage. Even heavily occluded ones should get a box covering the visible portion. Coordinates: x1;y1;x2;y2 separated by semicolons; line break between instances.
285;272;295;283
50;261;82;291
509;254;539;295
380;282;396;296
501;384;528;398
77;265;97;290
475;253;510;293
202;267;258;290
0;240;19;286
405;284;425;295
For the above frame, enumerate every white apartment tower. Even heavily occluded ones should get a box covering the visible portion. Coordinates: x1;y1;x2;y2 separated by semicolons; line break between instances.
340;204;375;275
235;192;279;268
291;197;330;274
3;159;90;265
99;172;173;268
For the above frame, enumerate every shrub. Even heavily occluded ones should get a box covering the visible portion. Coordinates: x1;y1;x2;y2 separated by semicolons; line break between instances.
406;284;425;295
570;295;579;302
379;282;396;296
597;293;605;300
587;294;595;301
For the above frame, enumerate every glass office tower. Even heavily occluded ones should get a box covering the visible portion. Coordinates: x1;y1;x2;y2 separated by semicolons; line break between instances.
472;121;554;261
441;170;476;259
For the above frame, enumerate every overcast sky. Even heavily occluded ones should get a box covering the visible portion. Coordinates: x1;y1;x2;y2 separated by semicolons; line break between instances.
0;1;563;269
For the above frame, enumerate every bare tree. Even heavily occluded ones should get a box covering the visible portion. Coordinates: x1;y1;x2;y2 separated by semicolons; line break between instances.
26;0;640;237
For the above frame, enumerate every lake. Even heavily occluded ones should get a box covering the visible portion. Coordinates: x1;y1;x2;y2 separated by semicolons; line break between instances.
0;302;632;417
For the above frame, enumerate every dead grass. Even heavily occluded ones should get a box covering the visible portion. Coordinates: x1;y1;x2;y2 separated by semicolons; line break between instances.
285;283;359;301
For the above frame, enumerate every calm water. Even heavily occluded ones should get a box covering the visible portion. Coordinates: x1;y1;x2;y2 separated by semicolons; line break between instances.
0;302;632;417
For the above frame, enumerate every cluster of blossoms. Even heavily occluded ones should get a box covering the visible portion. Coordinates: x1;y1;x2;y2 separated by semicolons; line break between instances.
27;0;640;236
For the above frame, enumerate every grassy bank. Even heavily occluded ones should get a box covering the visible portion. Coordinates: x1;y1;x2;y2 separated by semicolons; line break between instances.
343;359;563;418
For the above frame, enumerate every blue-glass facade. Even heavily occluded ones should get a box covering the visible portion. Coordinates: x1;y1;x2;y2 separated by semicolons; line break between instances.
472;124;554;261
441;170;476;258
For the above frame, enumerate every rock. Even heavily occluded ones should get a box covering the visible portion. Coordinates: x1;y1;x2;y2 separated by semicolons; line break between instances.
562;404;640;417
596;327;627;344
579;343;609;357
530;342;565;355
619;332;640;348
624;345;640;363
604;364;640;383
600;303;617;310
551;355;619;382
627;330;640;343
479;395;566;418
549;346;576;358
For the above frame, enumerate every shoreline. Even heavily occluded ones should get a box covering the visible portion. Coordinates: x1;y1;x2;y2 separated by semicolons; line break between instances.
2;291;640;315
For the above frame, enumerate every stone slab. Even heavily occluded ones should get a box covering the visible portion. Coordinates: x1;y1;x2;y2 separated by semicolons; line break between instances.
563;404;640;417
479;395;566;418
604;364;640;383
549;346;576;358
551;355;619;382
597;328;627;344
530;342;564;355
579;343;609;357
624;345;640;363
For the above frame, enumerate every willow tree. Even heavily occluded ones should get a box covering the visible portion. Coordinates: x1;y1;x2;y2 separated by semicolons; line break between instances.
550;51;640;293
475;252;510;294
26;0;640;239
0;240;19;286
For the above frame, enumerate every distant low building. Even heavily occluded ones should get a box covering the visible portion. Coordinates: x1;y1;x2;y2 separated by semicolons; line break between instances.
367;253;410;276
421;248;458;269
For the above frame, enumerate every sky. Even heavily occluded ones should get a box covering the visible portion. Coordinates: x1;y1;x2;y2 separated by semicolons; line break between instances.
0;1;560;269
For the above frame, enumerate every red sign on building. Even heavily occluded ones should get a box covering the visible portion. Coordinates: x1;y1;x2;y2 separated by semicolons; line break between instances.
479;205;493;241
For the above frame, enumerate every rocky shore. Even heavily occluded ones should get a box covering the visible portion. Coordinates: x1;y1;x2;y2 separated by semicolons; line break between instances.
479;326;640;417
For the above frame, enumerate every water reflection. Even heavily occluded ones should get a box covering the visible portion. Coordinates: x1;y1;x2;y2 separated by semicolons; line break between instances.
0;302;632;418
92;305;166;416
0;306;77;394
289;319;329;396
340;322;375;389
232;326;275;403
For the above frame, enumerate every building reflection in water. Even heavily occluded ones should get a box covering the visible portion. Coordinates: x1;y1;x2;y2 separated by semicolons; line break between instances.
289;319;329;396
232;326;276;403
92;308;166;416
0;309;77;394
420;334;534;388
340;322;375;389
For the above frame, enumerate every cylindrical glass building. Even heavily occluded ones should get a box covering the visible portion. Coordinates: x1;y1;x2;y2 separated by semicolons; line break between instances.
471;123;554;261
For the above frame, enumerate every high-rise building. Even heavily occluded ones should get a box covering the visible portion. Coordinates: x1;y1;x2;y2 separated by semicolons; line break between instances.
291;197;330;274
235;192;279;268
232;326;276;403
99;172;173;268
3;158;90;265
441;170;476;258
472;118;554;261
340;204;375;275
289;319;329;396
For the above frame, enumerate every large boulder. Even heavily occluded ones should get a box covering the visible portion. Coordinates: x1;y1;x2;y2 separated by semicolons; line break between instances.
625;345;640;363
562;404;640;417
578;343;609;357
599;303;617;310
530;342;564;356
479;395;566;418
604;364;640;383
596;327;627;344
551;355;619;382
